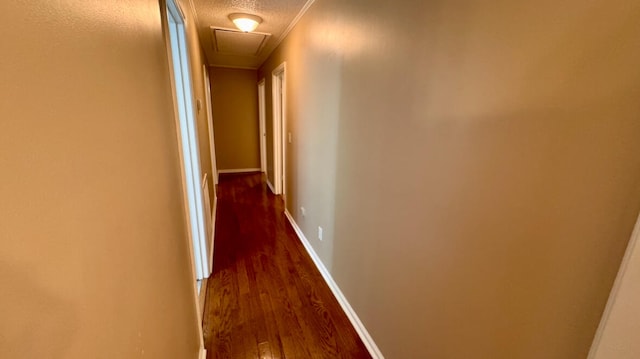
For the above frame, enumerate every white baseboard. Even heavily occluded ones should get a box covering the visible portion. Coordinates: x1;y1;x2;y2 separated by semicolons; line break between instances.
284;210;384;359
266;179;276;194
199;347;207;359
218;168;261;175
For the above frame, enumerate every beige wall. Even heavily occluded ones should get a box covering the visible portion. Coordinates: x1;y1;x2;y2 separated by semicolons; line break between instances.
590;215;640;359
258;0;640;357
210;67;260;171
0;1;207;358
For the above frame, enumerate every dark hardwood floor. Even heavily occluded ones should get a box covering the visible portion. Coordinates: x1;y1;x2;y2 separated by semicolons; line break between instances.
203;173;371;359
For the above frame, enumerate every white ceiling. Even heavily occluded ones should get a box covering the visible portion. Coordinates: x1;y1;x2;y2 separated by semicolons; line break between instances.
191;0;313;69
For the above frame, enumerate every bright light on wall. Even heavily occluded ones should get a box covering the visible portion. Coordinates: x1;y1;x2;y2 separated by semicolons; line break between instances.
229;13;262;33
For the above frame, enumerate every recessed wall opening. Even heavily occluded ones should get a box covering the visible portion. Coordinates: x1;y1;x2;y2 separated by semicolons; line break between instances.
258;79;267;174
272;62;287;199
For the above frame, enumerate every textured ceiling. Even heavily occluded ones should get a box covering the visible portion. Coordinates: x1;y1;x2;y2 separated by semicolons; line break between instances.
192;0;313;69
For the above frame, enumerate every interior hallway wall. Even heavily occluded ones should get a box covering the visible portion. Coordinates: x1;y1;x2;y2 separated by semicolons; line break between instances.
210;67;260;171
0;1;207;358
258;0;640;357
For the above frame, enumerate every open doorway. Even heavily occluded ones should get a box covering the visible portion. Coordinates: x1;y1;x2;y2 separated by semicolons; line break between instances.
272;62;287;198
258;79;267;174
165;0;210;289
202;64;217;272
203;65;218;186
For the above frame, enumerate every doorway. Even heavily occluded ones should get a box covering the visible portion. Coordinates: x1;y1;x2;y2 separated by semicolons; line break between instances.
203;65;218;186
258;79;267;174
202;65;217;271
165;0;210;287
272;62;287;198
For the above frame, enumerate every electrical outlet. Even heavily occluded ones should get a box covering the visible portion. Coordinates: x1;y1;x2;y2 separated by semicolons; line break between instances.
318;226;323;241
300;207;306;217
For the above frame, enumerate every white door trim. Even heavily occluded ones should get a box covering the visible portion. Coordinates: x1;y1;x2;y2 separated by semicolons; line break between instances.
271;62;287;198
258;79;267;173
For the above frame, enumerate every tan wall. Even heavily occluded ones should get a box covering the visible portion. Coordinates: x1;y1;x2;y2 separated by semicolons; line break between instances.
590;215;640;359
0;1;207;358
258;0;640;357
210;67;260;171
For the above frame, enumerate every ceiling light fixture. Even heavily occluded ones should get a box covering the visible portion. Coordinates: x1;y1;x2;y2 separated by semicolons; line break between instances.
229;13;262;33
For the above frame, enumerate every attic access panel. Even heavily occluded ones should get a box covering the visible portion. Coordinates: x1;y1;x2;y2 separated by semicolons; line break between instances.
211;27;271;56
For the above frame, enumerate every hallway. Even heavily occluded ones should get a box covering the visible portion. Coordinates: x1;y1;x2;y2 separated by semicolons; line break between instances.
3;0;640;358
203;173;371;359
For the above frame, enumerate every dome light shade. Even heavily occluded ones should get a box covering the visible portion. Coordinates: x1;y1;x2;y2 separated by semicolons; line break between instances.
229;13;262;33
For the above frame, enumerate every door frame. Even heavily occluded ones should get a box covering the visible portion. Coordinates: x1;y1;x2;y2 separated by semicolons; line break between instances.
202;65;217;273
272;62;287;198
203;65;218;185
258;79;267;174
165;0;208;282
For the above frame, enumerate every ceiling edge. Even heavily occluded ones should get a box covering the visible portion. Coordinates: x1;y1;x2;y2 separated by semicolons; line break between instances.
208;64;259;70
274;0;317;49
186;0;201;30
256;0;317;67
